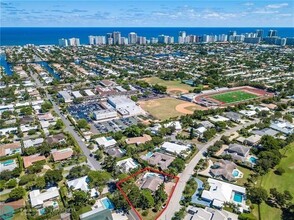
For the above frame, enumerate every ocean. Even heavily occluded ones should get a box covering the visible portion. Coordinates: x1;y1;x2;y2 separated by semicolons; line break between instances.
0;27;293;46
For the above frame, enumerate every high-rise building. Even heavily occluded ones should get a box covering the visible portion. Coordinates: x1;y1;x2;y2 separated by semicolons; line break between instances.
150;37;158;44
128;32;137;44
107;38;113;45
120;37;128;45
137;36;147;44
113;31;121;45
58;38;68;47
106;33;112;44
88;35;95;45
218;34;228;42
228;31;237;37
268;30;278;37
95;36;106;45
256;29;264;39
178;31;186;44
69;38;80;46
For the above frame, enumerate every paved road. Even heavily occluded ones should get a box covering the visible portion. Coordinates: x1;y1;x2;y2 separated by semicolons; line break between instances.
159;119;259;220
31;71;101;170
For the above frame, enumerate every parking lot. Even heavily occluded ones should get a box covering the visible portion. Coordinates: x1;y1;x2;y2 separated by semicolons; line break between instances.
94;116;138;134
68;102;103;122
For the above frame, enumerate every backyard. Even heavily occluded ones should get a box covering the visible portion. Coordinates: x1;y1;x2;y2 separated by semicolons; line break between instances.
211;90;258;103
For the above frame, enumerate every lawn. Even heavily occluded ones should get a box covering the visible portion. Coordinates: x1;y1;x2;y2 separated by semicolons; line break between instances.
139;97;195;120
211;90;258;103
142;77;194;94
253;142;294;220
236;166;254;186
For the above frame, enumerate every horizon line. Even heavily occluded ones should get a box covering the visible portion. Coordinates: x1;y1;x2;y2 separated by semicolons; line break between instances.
1;26;294;28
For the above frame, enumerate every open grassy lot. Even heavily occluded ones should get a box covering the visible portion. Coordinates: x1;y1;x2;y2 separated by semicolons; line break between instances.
253;142;294;220
139;97;202;120
211;90;258;103
142;77;194;94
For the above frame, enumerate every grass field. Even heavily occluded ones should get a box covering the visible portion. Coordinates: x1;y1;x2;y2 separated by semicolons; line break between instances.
211;90;258;103
253;142;294;220
139;97;202;120
142;77;194;94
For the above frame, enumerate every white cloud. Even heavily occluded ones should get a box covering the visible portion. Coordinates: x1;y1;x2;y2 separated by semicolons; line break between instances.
266;3;288;9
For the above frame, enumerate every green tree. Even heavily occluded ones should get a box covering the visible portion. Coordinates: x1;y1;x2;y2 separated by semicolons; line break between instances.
140;189;155;209
248;187;268;204
6;179;17;188
9;187;25;201
44;169;63;184
35;176;46;189
54;119;64;130
88;170;111;187
77;119;89;129
73;190;89;206
155;184;167;204
41;101;53;112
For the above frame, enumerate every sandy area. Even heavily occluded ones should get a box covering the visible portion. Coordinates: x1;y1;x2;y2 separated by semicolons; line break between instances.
175;102;207;114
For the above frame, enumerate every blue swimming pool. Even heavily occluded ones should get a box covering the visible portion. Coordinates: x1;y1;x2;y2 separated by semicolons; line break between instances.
249;156;257;164
101;198;115;210
146;152;154;158
232;169;240;177
1;159;14;166
39;208;46;215
233;192;243;203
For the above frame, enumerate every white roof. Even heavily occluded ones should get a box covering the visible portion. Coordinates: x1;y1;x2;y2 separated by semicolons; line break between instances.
201;178;246;206
117;158;138;173
58;91;72;101
164;121;182;130
23;138;44;148
95;137;117;148
239;110;256;117
29;187;59;207
161;142;189;155
84;89;95;96
67;176;89;191
196;126;207;134
72;91;83;98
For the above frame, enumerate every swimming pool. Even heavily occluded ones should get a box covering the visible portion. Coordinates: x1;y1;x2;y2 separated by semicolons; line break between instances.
39;208;46;215
146;152;154;158
1;159;14;166
101;198;115;210
106;137;113;141
233;192;243;203
248;156;257;164
232;169;240;177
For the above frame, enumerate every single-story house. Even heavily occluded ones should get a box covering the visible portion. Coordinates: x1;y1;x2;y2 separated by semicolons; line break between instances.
251;128;279;137
161;142;190;155
142;152;175;170
125;134;152;145
201;178;247;210
0;142;22;157
141;176;164;193
51;148;73;161
185;206;238;220
270;120;294;135
223;144;251;162
67;176;98;197
23;138;44;148
244;134;262;146
224;112;242;123
199;121;215;129
29;187;59;208
46;133;66;145
210;159;238;182
95;136;117;148
116;158;138;173
23;154;46;168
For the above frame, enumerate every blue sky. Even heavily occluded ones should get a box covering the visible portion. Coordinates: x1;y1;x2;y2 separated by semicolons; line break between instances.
1;0;293;27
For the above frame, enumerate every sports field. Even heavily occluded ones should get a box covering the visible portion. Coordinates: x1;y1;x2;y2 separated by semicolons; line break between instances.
142;77;194;95
211;90;258;103
139;97;205;120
